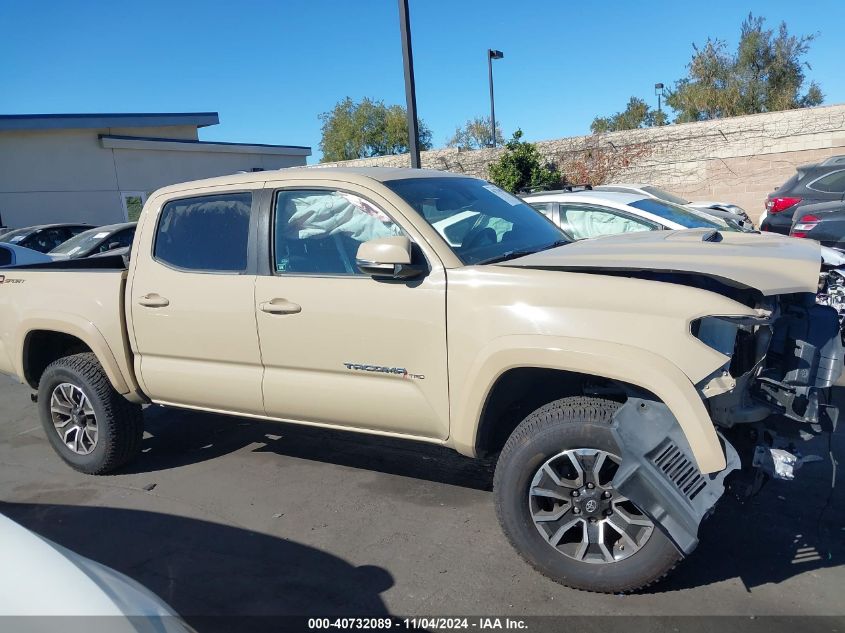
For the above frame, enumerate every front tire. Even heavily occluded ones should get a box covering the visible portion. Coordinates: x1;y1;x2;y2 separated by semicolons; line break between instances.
493;396;682;593
37;352;144;475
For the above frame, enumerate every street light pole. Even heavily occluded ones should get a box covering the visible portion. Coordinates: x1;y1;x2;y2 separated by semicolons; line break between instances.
654;82;664;122
398;0;420;168
488;49;504;148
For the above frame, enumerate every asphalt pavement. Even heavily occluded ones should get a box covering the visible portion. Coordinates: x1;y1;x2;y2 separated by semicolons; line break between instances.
0;374;842;629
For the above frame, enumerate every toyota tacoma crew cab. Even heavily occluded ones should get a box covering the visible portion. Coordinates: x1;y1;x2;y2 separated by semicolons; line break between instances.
0;168;841;593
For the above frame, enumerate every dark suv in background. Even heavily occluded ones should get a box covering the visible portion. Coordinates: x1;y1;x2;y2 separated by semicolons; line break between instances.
762;155;845;234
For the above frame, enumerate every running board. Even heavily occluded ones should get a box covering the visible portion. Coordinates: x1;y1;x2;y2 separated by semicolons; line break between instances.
610;398;739;554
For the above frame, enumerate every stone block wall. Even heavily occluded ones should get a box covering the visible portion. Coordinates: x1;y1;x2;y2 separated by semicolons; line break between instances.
316;104;845;224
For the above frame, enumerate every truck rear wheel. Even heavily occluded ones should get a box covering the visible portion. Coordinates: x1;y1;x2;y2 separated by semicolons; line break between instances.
493;396;682;593
37;352;144;475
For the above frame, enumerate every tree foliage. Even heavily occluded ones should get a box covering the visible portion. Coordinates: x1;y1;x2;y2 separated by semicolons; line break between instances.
487;130;561;193
446;116;504;150
590;97;667;133
667;13;823;121
591;14;822;130
319;97;433;162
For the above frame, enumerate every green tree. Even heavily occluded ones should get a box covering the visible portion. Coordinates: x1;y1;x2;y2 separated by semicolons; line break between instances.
487;129;561;193
446;116;504;149
590;97;666;133
667;13;823;122
319;97;433;162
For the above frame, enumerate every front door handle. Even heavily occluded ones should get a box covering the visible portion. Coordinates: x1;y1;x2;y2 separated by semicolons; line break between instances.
138;293;170;308
260;299;301;315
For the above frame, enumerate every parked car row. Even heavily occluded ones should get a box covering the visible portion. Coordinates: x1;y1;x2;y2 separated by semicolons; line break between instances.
0;221;135;267
592;183;754;229
762;155;845;236
522;189;747;241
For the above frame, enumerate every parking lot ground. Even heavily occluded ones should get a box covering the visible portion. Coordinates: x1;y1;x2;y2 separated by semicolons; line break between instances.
1;373;843;627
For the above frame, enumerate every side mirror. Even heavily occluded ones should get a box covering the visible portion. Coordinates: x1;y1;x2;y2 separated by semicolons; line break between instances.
356;236;422;280
107;242;120;251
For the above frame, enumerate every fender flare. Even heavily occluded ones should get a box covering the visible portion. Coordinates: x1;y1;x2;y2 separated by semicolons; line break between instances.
16;313;131;394
451;334;726;474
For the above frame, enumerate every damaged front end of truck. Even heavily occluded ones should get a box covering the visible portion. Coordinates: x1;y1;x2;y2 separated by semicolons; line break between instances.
503;229;843;558
604;290;842;558
696;292;841;480
614;289;842;557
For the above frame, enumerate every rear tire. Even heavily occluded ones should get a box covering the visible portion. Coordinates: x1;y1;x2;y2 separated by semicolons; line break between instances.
37;352;144;475
493;396;682;593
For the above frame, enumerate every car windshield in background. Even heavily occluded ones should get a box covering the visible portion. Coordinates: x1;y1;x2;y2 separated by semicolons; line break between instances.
48;228;105;255
384;177;568;265
629;198;739;231
641;186;690;206
0;227;33;244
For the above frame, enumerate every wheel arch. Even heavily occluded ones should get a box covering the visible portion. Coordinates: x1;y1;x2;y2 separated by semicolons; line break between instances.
18;317;131;395
473;367;653;459
449;336;726;473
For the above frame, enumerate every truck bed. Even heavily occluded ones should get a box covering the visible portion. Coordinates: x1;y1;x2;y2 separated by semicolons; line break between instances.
0;261;134;394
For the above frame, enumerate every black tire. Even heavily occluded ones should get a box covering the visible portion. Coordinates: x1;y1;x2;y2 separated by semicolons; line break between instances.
493;396;682;593
37;352;144;475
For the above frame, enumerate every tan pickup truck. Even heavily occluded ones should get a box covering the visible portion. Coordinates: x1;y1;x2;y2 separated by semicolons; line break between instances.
0;167;841;593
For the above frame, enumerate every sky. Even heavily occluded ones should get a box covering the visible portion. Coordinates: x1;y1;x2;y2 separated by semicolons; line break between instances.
2;0;844;163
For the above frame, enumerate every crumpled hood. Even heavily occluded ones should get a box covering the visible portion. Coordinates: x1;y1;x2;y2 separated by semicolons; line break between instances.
498;229;822;295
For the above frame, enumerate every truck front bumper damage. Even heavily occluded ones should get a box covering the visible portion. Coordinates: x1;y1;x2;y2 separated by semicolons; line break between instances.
610;398;739;555
618;295;843;556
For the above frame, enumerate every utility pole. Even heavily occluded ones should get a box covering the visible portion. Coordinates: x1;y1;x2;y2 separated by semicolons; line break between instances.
398;0;420;168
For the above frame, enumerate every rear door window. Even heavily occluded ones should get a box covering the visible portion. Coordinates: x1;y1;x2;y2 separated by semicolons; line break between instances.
154;193;252;272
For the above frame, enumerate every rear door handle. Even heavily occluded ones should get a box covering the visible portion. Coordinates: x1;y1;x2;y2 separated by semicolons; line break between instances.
260;299;301;315
137;293;170;308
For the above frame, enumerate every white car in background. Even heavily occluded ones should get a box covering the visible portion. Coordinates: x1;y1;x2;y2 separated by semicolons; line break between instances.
593;183;753;229
0;514;193;631
521;190;744;241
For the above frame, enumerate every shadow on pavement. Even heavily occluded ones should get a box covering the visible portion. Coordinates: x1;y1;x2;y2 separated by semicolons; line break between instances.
127;405;496;491
0;501;393;628
118;398;842;594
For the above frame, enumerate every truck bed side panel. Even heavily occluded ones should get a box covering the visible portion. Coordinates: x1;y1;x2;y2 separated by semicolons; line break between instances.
0;269;140;397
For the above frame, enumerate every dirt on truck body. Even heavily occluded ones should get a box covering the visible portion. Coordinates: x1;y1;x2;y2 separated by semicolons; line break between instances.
0;167;840;593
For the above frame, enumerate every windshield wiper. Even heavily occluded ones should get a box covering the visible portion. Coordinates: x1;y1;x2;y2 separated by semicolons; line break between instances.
477;239;568;265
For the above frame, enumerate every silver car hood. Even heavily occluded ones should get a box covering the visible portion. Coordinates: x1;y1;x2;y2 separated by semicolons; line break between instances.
499;229;822;295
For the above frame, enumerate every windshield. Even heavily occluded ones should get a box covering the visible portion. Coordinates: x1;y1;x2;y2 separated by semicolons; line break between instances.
641;186;690;205
629;199;739;231
0;227;34;244
48;227;106;255
384;177;568;265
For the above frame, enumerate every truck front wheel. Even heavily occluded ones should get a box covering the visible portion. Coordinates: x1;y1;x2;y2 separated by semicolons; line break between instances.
37;352;144;475
493;396;682;593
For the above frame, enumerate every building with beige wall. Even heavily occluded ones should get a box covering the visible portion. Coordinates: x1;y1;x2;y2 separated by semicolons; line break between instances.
318;104;845;224
0;113;311;228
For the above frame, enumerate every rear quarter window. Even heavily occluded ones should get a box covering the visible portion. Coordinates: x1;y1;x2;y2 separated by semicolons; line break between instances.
807;170;845;194
154;193;252;272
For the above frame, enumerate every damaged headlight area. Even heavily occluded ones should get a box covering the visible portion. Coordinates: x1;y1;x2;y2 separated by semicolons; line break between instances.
693;297;842;425
692;294;842;488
